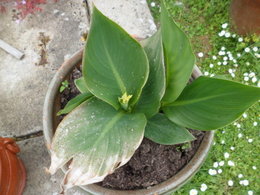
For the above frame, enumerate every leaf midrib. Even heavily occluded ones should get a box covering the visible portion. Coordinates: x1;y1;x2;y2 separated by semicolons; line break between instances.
168;93;235;106
104;45;126;94
92;112;124;148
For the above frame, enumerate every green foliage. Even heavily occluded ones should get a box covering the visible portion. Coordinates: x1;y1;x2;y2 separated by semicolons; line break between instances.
83;7;149;111
160;2;195;105
52;1;260;191
134;29;166;118
74;77;89;93
145;113;194;145
59;80;69;93
163;76;260;130
57;92;93;116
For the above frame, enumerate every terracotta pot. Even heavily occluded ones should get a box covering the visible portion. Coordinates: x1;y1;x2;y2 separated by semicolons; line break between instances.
0;137;26;195
230;0;260;35
43;49;214;195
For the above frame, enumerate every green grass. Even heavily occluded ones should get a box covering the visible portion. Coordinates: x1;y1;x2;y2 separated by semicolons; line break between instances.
147;0;259;194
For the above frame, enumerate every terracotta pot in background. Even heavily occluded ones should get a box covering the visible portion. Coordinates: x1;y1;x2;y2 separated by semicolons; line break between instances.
230;0;260;35
43;50;214;195
0;137;26;195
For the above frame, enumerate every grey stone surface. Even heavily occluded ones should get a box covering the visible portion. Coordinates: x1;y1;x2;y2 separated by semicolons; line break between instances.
18;137;86;195
0;0;89;137
88;0;156;39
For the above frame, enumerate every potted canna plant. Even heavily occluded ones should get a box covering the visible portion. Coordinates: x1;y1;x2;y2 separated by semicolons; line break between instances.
43;1;260;194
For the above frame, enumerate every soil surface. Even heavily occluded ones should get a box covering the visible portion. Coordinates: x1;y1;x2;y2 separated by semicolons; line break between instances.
59;67;205;190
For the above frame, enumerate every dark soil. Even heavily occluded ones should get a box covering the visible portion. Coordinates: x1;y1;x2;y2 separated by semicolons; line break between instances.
59;67;205;190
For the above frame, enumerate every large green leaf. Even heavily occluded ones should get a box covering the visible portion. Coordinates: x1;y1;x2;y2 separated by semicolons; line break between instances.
145;113;194;145
160;2;195;105
49;98;146;190
134;29;166;118
163;76;260;130
83;7;149;110
74;77;89;93
57;93;92;115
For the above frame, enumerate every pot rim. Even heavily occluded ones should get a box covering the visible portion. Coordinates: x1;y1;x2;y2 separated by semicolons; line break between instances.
43;49;214;195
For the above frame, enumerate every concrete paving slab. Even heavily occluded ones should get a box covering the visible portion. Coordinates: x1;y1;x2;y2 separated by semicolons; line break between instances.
0;0;89;137
18;137;86;195
88;0;156;39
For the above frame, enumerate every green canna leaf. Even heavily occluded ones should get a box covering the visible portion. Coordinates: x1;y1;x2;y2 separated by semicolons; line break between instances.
134;29;166;118
145;113;194;145
160;1;195;105
163;76;260;130
83;7;149;111
49;98;146;190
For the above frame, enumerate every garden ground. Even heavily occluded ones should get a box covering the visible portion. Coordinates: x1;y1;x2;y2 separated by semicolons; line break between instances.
147;0;259;194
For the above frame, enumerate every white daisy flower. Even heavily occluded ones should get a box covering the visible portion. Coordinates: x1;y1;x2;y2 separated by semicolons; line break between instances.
198;52;204;57
223;61;228;65
252;47;258;52
151;2;156;7
233;64;238;67
252;166;257;170
222;23;228;29
200;184;207;192
237;53;241;57
210;74;215;77
238;174;243;178
230;146;235;150
244;47;250;52
253;122;258;126
240;180;249;186
218;30;226;37
221;46;226;50
204;72;209;76
213;162;219;168
219;161;225;166
238;37;243;42
209;64;214;68
228;160;235;166
225;32;231;38
221;140;225;144
228;69;233;73
228;180;234;186
244;77;249;81
238;133;243;138
237;124;241;128
212;55;217;60
248;138;253;143
231;73;235;78
249;72;255;78
252;77;257;83
224;152;230;159
248;190;254;195
223;56;228;61
189;189;198;195
243;113;247;118
218;169;222;174
232;34;236;38
246;62;250;66
208;169;217;175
